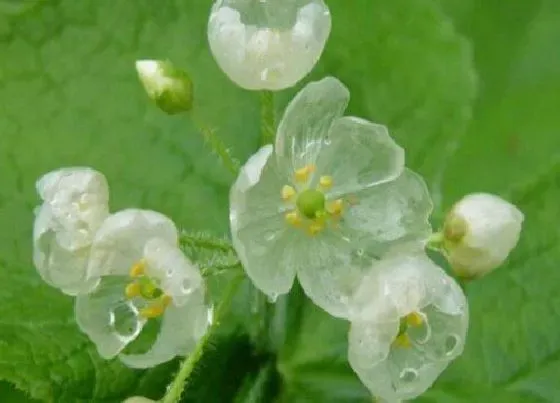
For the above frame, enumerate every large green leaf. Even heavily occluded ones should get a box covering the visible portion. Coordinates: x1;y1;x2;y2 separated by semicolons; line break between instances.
1;0;558;402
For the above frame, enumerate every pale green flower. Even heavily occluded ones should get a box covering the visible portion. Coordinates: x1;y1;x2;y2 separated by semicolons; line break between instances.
75;209;209;368
208;0;331;90
442;193;524;279
33;167;109;295
230;77;433;318
348;249;468;402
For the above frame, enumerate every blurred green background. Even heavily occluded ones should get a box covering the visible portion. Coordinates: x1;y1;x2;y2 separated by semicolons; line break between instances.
0;0;559;402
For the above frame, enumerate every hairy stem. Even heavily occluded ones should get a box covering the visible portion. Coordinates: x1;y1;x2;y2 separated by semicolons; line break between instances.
191;116;240;175
260;91;276;146
161;274;244;403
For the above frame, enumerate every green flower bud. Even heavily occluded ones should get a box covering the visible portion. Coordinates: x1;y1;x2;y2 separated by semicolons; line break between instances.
135;60;193;114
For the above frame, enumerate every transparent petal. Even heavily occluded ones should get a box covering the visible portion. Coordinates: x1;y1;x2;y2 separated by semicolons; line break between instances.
348;319;399;370
230;145;297;299
316;117;405;197
33;205;98;295
208;0;331;90
120;288;210;368
351;249;435;321
295;228;373;318
142;238;203;306
348;251;466;401
36;167;109;250
275;77;349;172
341;169;433;257
87;209;178;278
75;277;146;359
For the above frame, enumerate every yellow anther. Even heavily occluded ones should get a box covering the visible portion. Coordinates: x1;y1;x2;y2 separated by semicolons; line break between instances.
319;175;333;189
129;259;146;277
327;199;344;216
281;185;296;201
285;211;301;227
294;164;315;183
125;282;141;299
307;221;324;236
139;303;166;319
406;312;424;327
393;333;411;349
161;295;172;307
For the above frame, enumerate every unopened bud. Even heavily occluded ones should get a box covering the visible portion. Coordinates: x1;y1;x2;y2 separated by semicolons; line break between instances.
135;60;193;114
442;193;524;279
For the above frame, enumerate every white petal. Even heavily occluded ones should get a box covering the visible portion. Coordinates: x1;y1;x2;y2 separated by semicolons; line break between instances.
275;77;349;172
230;146;296;299
348;251;468;401
75;277;146;359
342;169;433;257
295;229;372;318
316;117;405;197
351;250;436;321
349;319;447;401
120;288;210;368
87;209;178;278
208;1;331;90
36;167;109;250
445;193;524;277
142;238;203;306
33;205;99;295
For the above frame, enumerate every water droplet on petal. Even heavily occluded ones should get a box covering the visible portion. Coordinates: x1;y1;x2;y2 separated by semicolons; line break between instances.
356;248;364;256
399;368;418;383
265;231;276;241
109;301;141;340
181;278;195;294
166;269;174;278
267;293;278;303
324;138;332;145
445;334;459;356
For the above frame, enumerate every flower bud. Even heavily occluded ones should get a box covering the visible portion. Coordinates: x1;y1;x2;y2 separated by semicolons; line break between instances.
135;60;193;114
207;0;331;90
442;193;524;278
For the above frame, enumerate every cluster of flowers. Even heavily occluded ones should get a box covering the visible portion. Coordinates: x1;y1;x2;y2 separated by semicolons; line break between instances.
33;168;210;368
33;0;525;401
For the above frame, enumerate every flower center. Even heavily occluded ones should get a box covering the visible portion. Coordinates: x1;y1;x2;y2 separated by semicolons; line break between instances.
280;164;346;236
296;188;326;219
393;312;424;349
125;259;172;319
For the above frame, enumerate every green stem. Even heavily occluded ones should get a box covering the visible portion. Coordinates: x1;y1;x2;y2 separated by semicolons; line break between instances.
191;116;240;175
180;232;236;253
161;274;244;403
260;90;276;146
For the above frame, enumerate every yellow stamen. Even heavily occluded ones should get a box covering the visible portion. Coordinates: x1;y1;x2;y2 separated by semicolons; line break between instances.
285;211;301;227
393;333;411;349
327;199;344;216
294;164;315;183
281;185;296;201
129;259;146;277
161;295;172;307
319;175;333;189
139;303;166;319
307;221;324;236
124;282;141;299
406;312;423;327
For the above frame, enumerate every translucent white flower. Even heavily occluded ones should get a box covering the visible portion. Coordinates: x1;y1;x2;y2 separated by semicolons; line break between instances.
208;0;331;90
229;77;433;318
135;60;193;114
33;167;109;295
75;209;210;368
442;193;524;279
348;250;468;402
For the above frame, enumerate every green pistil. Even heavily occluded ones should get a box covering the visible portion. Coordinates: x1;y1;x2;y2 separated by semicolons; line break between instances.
296;188;326;219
